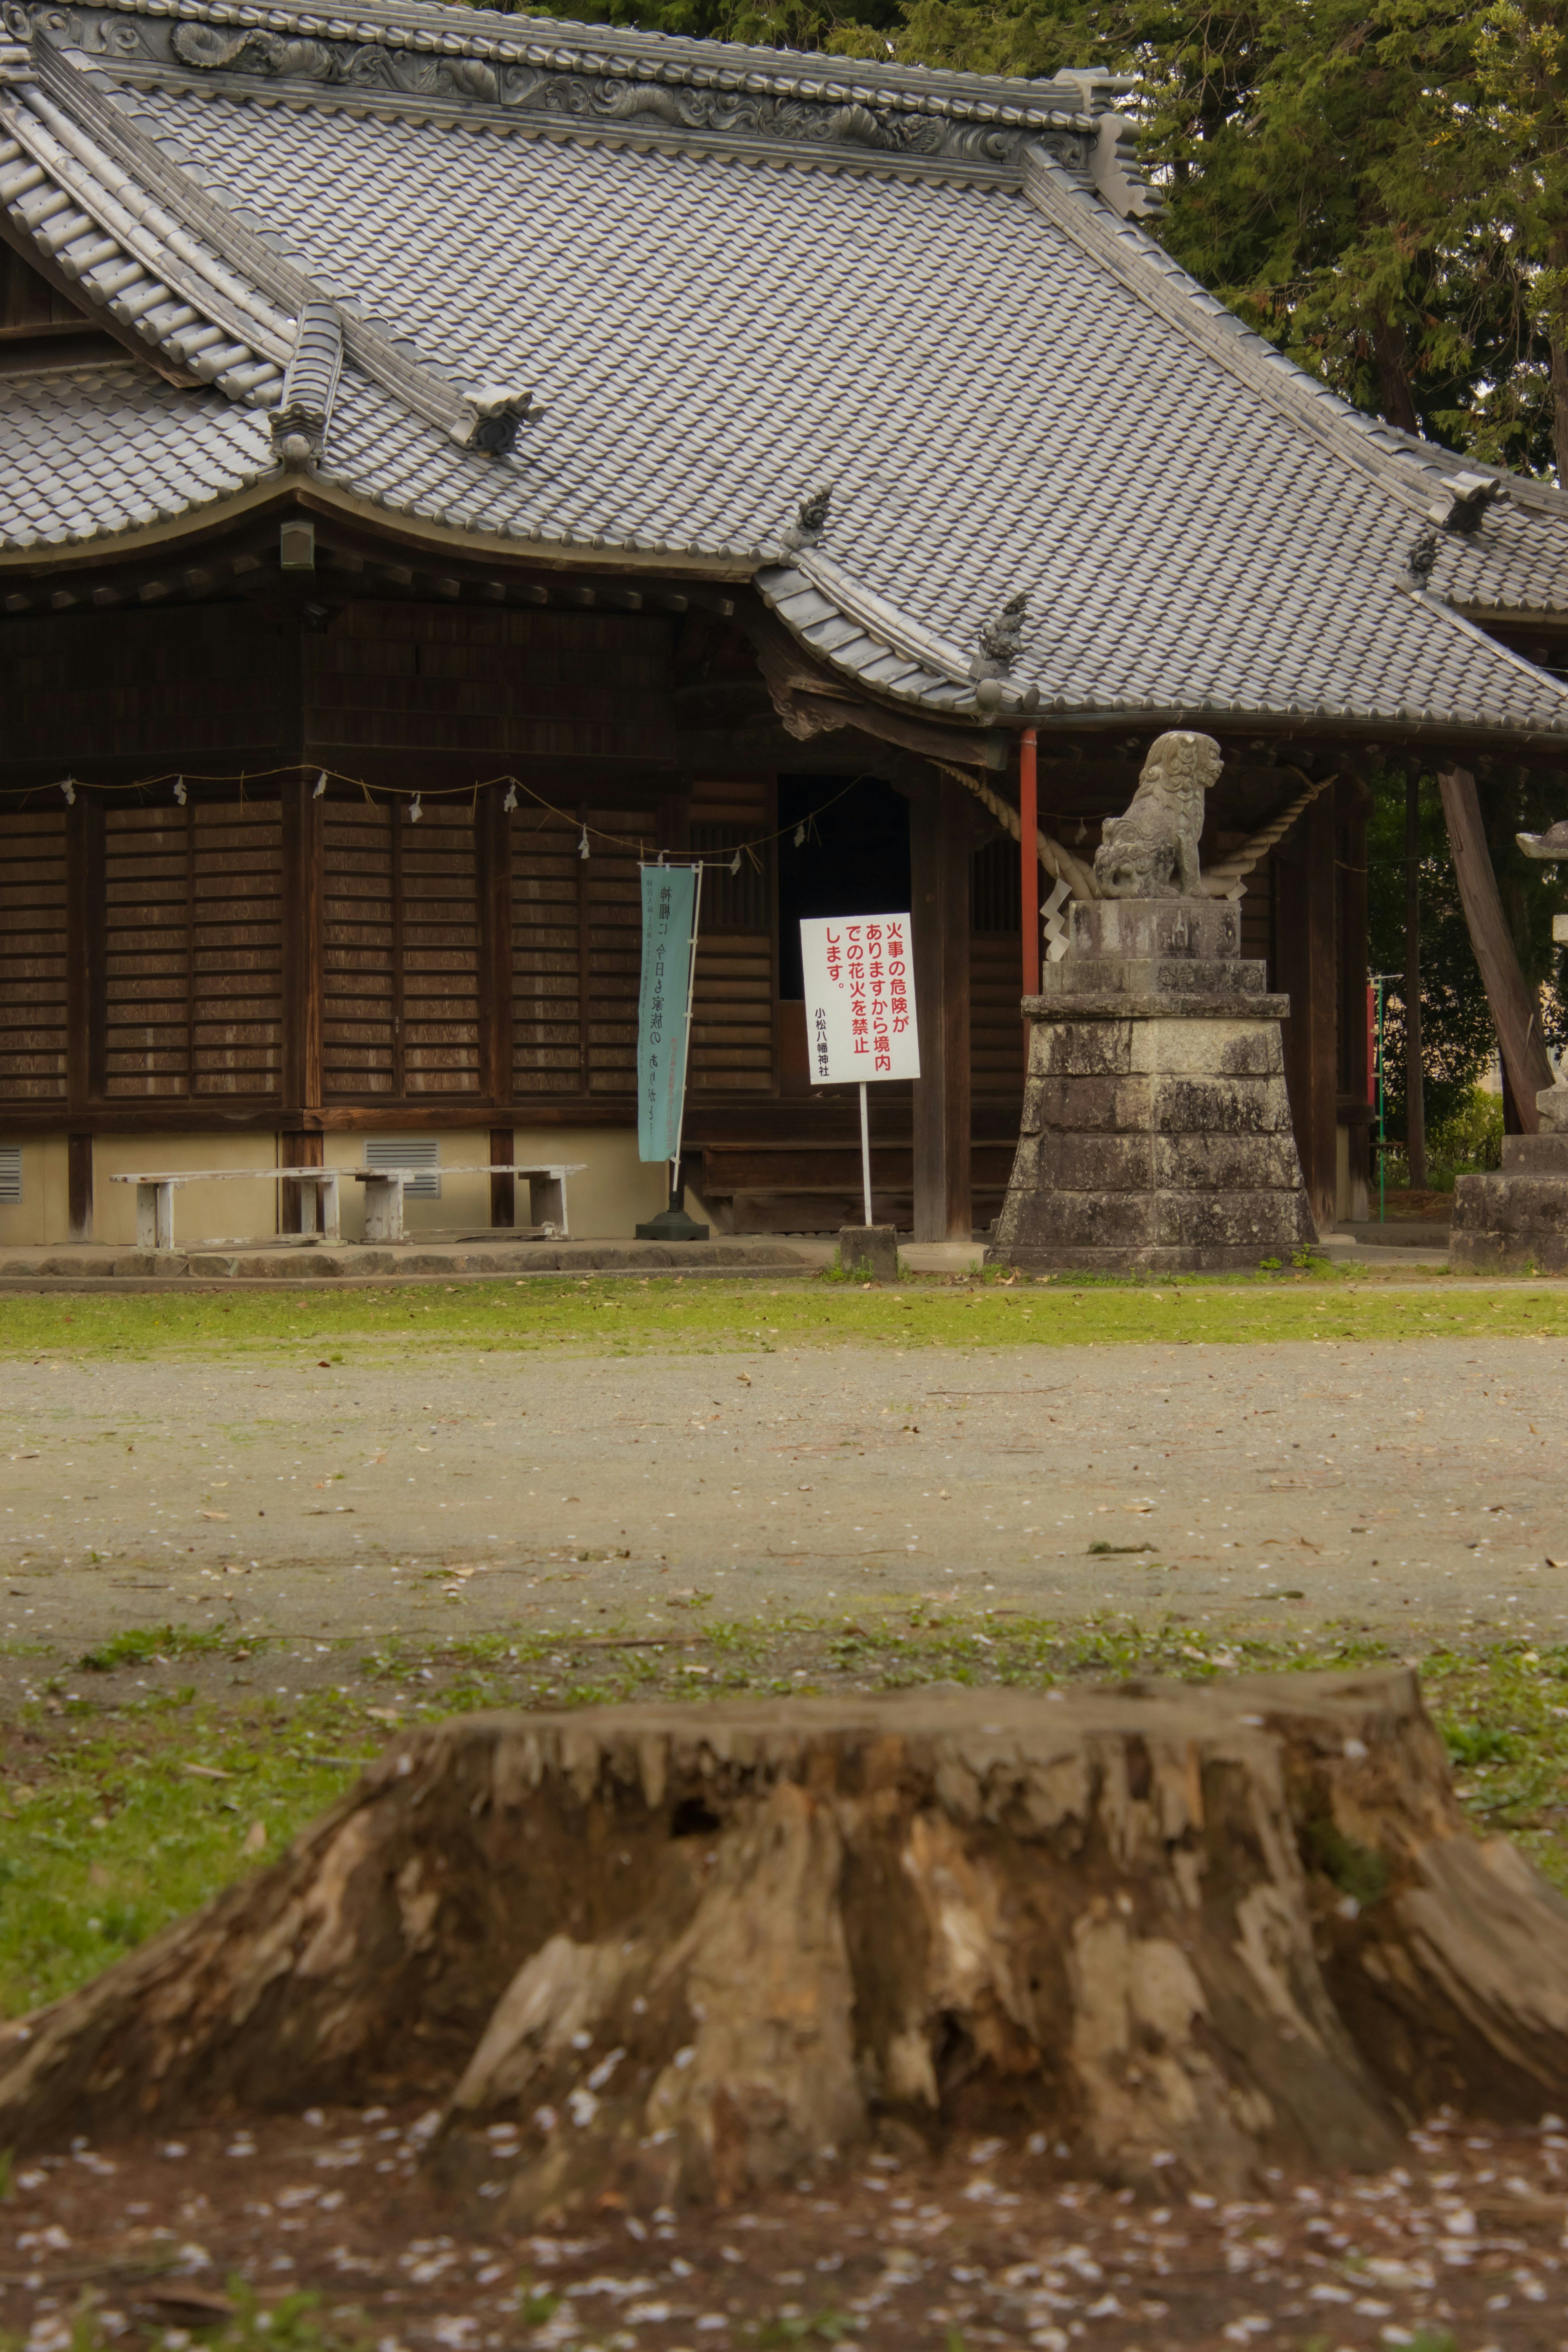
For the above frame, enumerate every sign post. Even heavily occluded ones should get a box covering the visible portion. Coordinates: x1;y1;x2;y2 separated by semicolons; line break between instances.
799;913;920;1258
635;862;709;1241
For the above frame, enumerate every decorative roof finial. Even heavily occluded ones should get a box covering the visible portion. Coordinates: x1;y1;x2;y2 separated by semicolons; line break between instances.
1407;528;1439;589
973;589;1029;677
782;487;832;551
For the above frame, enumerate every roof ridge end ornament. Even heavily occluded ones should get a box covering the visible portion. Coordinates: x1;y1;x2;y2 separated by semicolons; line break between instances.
781;485;831;550
452;380;537;457
1430;470;1508;537
270;298;342;470
971;587;1029;678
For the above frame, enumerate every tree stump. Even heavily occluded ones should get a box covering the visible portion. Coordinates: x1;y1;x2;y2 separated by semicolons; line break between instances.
4;1672;1568;2209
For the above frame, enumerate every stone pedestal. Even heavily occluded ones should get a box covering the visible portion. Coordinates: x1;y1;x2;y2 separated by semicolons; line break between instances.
987;900;1316;1274
1451;1131;1568;1272
838;1224;899;1282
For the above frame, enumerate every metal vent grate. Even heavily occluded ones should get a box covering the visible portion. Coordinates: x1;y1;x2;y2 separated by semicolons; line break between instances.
0;1146;20;1206
364;1138;441;1199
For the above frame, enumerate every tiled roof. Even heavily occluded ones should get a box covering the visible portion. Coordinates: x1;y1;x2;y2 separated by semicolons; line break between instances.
3;0;1568;740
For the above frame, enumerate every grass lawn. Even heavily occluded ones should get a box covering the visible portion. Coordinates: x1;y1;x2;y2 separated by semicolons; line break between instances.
3;1614;1566;2019
2;1266;1568;1359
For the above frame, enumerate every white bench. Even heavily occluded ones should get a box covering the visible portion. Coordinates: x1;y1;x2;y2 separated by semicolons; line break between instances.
350;1164;584;1245
110;1163;585;1251
111;1167;343;1252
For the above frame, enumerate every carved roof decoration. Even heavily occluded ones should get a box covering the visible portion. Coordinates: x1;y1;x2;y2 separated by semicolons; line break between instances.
3;0;1568;744
270;296;339;462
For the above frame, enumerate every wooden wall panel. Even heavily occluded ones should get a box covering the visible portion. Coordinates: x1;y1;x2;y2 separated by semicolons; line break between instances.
101;803;285;1099
511;808;581;1095
4;608;287;769
103;806;191;1097
402;806;480;1096
323;804;396;1098
511;803;650;1098
0;808;69;1101
322;800;481;1100
192;804;283;1096
583;808;647;1096
970;936;1025;1100
690;780;773;1095
307;605;676;766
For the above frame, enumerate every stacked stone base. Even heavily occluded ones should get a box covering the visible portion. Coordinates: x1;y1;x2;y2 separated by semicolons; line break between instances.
1451;1133;1568;1272
988;900;1316;1275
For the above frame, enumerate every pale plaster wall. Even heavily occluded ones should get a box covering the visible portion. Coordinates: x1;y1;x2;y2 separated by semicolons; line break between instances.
0;1124;672;1245
0;1135;68;1246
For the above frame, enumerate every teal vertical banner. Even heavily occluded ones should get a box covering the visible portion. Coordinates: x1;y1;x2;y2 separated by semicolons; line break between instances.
637;863;698;1163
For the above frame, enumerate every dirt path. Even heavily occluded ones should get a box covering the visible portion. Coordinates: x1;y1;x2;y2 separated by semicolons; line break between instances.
2;1336;1565;1644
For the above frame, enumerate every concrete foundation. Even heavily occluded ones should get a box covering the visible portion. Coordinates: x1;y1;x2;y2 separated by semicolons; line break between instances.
1450;1133;1568;1272
988;900;1316;1273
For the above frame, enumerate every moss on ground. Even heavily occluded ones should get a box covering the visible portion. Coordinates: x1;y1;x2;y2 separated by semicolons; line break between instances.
4;1615;1568;2016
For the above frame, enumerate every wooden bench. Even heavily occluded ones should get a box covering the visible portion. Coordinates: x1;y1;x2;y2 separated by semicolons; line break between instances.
110;1163;584;1251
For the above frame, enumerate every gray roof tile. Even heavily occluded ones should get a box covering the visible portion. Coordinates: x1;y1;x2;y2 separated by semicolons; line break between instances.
1;0;1567;738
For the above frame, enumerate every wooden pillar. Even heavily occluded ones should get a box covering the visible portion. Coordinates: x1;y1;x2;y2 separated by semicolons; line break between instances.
1437;764;1554;1128
280;773;323;1118
65;792;103;1112
280;767;324;1238
1273;786;1338;1237
67;1134;93;1243
481;786;514;1111
1335;777;1372;1222
911;771;971;1242
1404;772;1426;1187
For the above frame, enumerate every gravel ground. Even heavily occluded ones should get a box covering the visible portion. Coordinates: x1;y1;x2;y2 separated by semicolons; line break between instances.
1;1339;1566;1645
3;2105;1566;2351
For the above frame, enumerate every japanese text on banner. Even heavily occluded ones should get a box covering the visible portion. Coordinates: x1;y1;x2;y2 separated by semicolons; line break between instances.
637;864;698;1162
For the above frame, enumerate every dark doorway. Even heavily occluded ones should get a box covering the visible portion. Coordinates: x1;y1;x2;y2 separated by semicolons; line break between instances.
776;775;911;999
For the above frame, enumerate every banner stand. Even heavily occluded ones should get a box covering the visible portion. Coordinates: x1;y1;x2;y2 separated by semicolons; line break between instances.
635;859;710;1242
664;861;704;1225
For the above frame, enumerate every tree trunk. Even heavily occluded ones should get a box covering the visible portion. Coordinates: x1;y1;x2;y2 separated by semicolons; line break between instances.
1372;318;1421;437
1405;771;1426;1188
4;1675;1568;2210
1438;765;1554;1127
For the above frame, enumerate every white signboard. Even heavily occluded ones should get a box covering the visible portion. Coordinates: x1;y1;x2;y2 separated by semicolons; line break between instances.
799;913;921;1086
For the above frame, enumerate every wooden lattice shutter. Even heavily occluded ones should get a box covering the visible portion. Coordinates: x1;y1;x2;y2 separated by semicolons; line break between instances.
191;802;283;1097
512;802;649;1098
323;802;394;1098
401;805;480;1095
689;780;774;1094
0;809;68;1102
322;800;481;1101
104;805;191;1097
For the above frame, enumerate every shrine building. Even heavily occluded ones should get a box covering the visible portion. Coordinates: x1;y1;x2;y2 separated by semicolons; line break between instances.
4;0;1568;1249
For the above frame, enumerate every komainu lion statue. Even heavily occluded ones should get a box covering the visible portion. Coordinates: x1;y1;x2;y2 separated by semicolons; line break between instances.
1094;730;1223;899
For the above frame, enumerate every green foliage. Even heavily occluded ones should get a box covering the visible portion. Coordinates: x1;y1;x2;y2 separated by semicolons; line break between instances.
0;2283;360;2352
78;1624;232;1673
1367;761;1568;1145
8;1272;1568;1364
516;2280;559;2326
1445;1717;1521;1767
752;2313;860;2348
